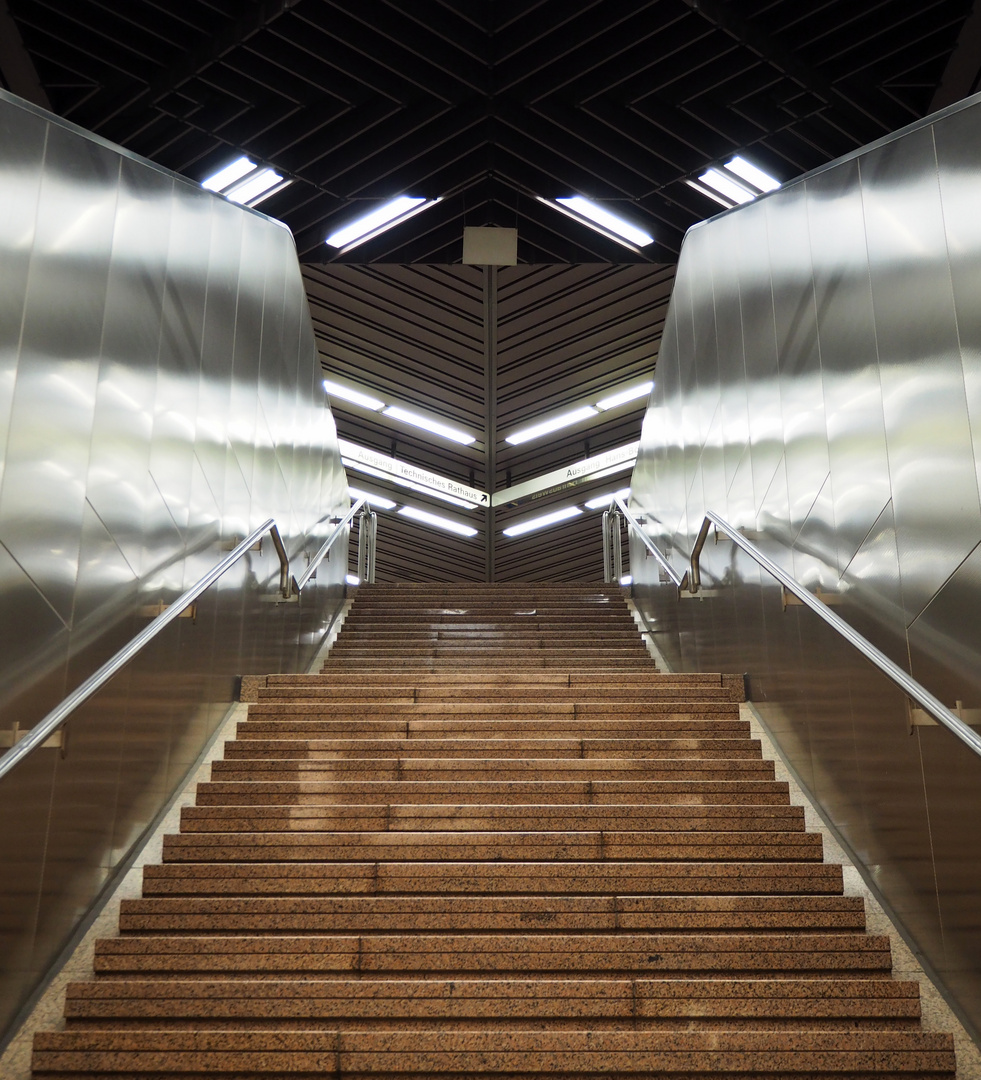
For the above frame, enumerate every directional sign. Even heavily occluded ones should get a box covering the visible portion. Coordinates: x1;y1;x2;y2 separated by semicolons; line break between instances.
338;439;488;507
492;442;639;507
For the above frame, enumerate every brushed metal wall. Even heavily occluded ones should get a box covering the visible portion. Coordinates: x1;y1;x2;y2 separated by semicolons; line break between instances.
630;93;981;1040
0;90;349;1042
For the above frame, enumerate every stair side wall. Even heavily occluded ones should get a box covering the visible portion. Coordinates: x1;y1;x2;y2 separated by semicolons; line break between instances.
0;89;349;1043
629;92;981;1043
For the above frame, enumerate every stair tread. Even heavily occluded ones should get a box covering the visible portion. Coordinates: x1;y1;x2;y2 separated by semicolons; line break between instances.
30;583;953;1078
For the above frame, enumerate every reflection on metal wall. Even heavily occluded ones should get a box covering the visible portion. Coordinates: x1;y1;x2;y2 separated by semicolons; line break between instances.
0;90;348;1041
630;93;981;1040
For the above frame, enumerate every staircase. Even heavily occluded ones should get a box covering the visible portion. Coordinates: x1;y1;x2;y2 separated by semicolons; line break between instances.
32;583;955;1077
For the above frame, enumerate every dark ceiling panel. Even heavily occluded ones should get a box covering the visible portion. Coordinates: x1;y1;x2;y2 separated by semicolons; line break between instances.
6;0;973;581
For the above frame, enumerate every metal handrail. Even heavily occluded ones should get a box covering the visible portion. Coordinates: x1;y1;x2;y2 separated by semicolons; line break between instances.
613;497;685;589
0;503;363;782
629;507;981;760
293;499;365;593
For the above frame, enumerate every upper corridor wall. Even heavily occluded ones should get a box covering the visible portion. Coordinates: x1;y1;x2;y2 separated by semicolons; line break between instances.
0;90;349;1042
630;92;981;1041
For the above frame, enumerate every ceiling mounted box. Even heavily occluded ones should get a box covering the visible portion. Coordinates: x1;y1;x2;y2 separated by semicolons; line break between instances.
463;227;517;265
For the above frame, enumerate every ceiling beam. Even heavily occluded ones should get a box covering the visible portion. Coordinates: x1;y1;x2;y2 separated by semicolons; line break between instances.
78;0;303;129
930;2;981;111
0;0;50;109
680;0;911;137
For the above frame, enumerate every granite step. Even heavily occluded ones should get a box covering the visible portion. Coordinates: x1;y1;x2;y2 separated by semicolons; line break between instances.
236;718;750;738
193;779;793;806
91;931;892;976
266;672;734;686
160;830;824;864
59;977;920;1031
257;686;744;702
117;894;866;934
220;736;763;759
141;860;844;897
31;582;954;1079
37;1029;953;1076
208;758;777;782
178;804;806;833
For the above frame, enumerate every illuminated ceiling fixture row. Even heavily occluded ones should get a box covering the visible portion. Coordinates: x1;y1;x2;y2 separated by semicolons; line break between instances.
687;155;781;209
539;196;654;252
325;379;476;447
348;486;476;538
201;156;291;207
504;488;631;538
504;380;653;446
325;196;442;253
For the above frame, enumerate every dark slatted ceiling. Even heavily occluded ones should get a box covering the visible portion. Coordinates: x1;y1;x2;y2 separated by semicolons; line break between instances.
3;0;974;580
307;264;666;582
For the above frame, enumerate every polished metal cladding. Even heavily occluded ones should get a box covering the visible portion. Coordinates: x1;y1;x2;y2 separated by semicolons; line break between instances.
0;90;348;1040
630;92;981;1040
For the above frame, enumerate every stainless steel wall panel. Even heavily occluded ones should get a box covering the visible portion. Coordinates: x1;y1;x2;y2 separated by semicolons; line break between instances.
766;186;831;540
861;128;981;620
805;159;891;577
0;103;46;492
735;200;784;510
630;92;981;1040
934;108;981;528
0;124;118;623
0;90;349;1043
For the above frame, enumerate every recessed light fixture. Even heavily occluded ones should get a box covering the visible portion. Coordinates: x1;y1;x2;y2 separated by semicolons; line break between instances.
619;574;633;586
382;405;476;446
398;505;478;537
503;505;583;537
725;156;780;192
325;196;442;253
348;486;397;510
584;487;631;510
201;156;290;207
541;196;654;251
324;379;386;411
505;406;598;446
595;382;653;411
691;158;781;210
698;169;755;205
202;156;256;192
346;574;360;586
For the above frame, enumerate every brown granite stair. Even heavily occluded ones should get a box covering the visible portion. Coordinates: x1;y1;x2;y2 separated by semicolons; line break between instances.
32;582;956;1077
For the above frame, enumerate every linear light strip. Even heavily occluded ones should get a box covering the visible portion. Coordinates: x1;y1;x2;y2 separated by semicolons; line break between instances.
398;504;478;537
503;505;583;537
555;196;654;247
382;405;475;446
326;197;442;253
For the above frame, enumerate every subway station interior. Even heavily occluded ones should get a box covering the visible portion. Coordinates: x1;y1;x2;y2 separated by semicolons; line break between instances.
3;1;981;1075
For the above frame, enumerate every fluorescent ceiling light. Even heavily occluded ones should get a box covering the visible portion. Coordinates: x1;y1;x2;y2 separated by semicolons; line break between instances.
550;196;654;249
584;487;631;510
348;486;396;510
503;505;583;537
505;406;598;446
382;405;476;446
725;156;780;192
202;156;256;192
698;169;755;205
685;179;735;210
324;379;385;411
225;167;288;206
596;382;653;411
325;196;441;252
398;505;478;537
346;574;360;586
